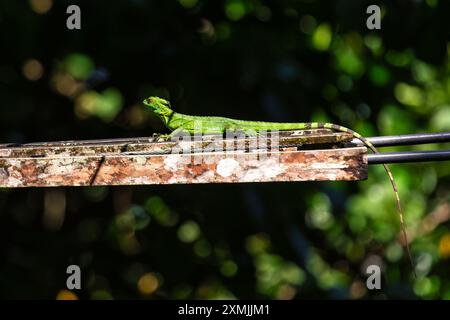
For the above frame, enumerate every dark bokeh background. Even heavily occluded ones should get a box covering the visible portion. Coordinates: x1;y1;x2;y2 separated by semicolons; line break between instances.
0;0;449;299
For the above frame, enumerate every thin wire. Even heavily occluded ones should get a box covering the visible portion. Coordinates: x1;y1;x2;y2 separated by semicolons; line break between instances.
353;131;450;147
368;150;450;164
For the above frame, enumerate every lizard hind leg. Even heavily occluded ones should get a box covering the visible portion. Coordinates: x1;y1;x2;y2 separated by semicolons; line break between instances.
222;123;245;137
226;127;260;139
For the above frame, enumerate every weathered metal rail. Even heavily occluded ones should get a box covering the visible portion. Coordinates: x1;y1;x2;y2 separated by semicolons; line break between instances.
0;130;368;188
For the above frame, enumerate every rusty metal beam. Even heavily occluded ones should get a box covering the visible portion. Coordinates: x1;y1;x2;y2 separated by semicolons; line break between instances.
0;130;368;188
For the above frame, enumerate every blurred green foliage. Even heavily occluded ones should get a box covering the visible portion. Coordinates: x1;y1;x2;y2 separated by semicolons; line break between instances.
0;0;449;299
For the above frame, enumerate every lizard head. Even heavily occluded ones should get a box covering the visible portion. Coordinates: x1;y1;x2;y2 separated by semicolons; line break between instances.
143;96;174;118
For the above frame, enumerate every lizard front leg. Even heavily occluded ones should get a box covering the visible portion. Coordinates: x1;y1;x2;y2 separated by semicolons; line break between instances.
154;127;192;141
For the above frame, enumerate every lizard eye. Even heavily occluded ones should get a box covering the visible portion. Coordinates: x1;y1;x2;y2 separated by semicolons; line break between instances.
143;97;152;105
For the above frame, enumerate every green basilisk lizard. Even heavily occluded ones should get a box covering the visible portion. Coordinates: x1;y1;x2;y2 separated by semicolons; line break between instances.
143;96;415;274
96;96;415;275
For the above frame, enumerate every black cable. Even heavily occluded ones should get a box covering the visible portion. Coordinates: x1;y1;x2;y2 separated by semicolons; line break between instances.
368;149;450;164
353;131;450;147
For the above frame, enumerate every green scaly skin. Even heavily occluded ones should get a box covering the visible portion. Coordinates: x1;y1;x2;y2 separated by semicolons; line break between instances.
143;96;415;276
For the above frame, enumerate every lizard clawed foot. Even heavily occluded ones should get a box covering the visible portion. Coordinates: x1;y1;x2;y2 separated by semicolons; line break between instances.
152;133;172;142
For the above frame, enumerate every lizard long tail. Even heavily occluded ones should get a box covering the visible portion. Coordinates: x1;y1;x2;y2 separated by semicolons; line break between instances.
309;122;415;276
